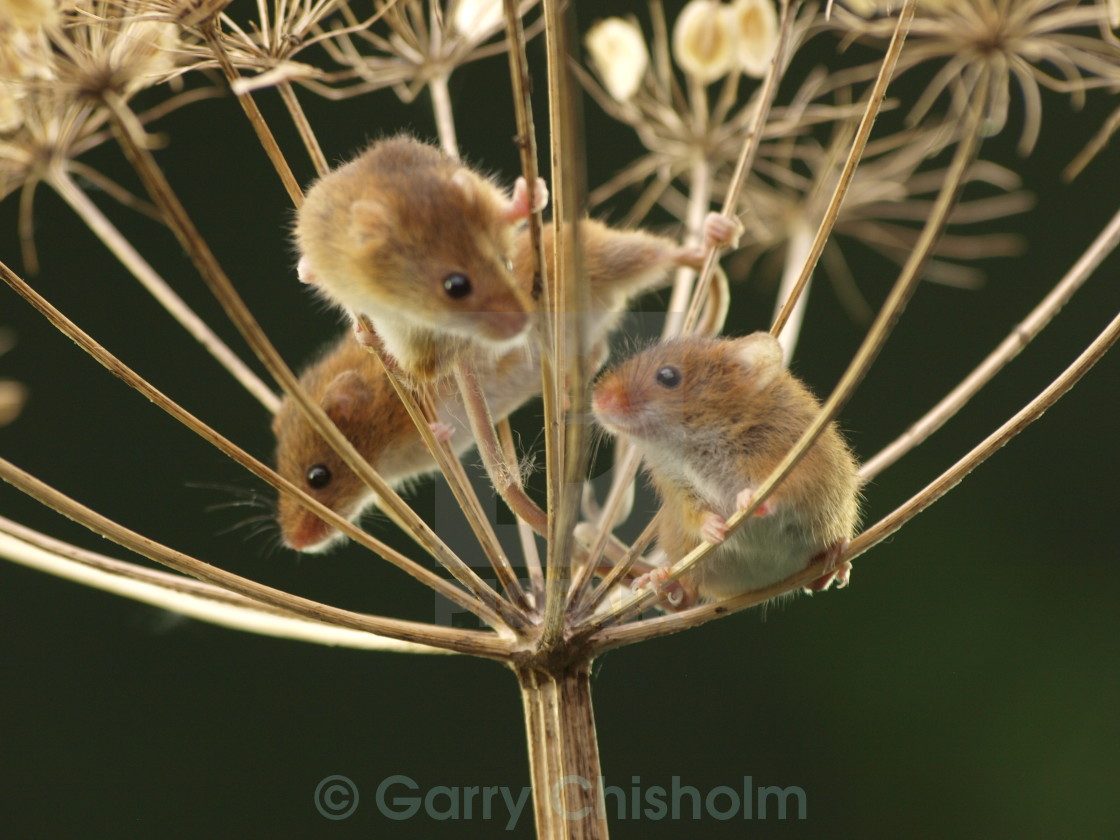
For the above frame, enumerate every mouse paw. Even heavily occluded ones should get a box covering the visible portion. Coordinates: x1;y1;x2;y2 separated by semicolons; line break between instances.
297;255;317;284
734;488;772;517
700;511;729;544
702;211;743;251
631;568;690;609
428;421;455;444
504;176;549;222
804;540;851;592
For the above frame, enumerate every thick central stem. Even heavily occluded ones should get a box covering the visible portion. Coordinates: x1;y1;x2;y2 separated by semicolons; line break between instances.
516;660;608;839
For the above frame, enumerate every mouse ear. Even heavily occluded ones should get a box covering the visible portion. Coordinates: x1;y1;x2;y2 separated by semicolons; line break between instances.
321;370;374;425
349;199;392;244
733;331;785;388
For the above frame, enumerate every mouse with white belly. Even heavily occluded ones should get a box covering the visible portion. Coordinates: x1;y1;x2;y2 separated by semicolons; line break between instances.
591;332;860;609
294;134;547;382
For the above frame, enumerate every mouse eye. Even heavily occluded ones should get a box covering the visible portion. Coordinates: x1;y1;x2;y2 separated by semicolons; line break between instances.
655;365;681;388
443;272;472;299
306;464;332;489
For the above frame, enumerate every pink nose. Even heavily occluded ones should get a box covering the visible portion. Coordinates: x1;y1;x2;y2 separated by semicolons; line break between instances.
480;309;531;340
591;381;629;417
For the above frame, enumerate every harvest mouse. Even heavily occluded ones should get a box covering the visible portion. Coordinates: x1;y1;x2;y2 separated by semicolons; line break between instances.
294;134;548;382
273;216;734;552
591;332;860;608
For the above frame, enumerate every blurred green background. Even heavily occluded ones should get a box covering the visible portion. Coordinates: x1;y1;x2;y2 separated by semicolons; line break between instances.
1;2;1118;837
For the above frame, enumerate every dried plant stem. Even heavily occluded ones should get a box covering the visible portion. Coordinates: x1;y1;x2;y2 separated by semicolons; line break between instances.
861;204;1120;482
454;359;548;534
49;168;280;413
770;0;917;340
359;335;531;616
201;21;304;207
429;72;460;158
277;80;330;176
0;260;504;630
0;457;509;657
567;445;642;606
577;511;663;621
772;220;815;360
849;310;1120;559
0;519;449;654
663;155;710;336
540;0;588;644
516;663;608;840
499;418;546;600
104;99;523;629
588;87;990;635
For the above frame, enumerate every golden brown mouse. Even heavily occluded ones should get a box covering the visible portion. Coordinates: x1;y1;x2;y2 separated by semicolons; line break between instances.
591;332;860;608
294;134;547;382
274;217;726;552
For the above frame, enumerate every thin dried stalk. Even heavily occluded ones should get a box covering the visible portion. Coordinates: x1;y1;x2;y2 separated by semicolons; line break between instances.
201;19;304;206
849;310;1120;560
0;260;504;629
276;80;330;176
360;333;532;615
429;71;460;157
861;203;1120;482
454;359;548;534
770;0;917;340
498;418;545;600
49;167;280;413
540;0;588;644
0;457;509;657
0;519;449;654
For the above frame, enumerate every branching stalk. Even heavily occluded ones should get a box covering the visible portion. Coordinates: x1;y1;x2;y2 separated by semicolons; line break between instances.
860;204;1120;482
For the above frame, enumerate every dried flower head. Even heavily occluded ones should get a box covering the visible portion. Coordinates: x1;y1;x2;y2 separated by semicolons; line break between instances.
0;0;59;31
584;17;648;101
732;0;778;77
673;0;736;84
835;0;1118;154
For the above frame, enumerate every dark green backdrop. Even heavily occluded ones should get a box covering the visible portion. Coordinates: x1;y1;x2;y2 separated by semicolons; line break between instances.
2;2;1118;837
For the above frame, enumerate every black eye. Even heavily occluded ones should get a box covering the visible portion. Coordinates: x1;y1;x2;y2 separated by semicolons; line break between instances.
655;365;681;388
443;272;472;299
306;464;332;489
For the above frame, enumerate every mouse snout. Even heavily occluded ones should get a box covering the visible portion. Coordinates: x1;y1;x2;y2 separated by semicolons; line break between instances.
591;379;631;419
478;308;531;341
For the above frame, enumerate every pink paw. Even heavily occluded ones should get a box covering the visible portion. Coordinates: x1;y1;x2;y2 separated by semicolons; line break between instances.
804;541;851;592
735;488;772;517
702;211;742;251
428;421;455;444
700;511;729;544
631;568;687;609
503;176;549;222
297;255;316;284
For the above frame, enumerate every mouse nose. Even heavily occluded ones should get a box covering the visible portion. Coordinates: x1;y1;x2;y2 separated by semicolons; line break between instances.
591;381;630;418
479;308;531;340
